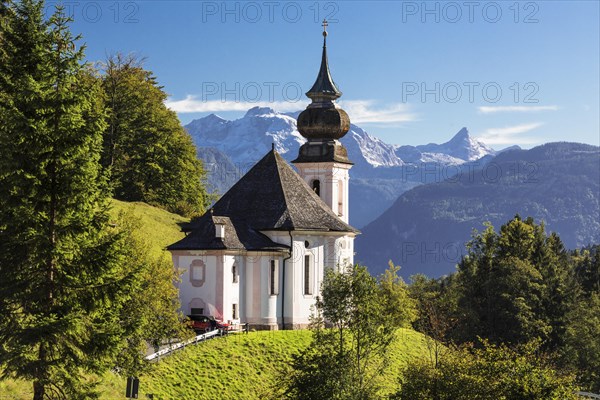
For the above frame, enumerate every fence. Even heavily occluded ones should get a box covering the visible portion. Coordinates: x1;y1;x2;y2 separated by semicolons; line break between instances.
144;329;221;361
578;393;600;399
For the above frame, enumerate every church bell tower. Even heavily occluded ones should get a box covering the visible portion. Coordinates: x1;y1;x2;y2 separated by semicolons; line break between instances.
293;20;352;224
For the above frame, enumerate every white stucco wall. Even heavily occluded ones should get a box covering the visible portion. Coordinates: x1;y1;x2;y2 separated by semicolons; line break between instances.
172;232;354;329
294;160;352;224
172;252;218;317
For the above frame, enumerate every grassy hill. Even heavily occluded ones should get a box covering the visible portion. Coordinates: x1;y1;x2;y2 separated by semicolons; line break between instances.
1;329;432;399
0;200;188;399
110;199;188;256
139;327;430;399
0;201;433;399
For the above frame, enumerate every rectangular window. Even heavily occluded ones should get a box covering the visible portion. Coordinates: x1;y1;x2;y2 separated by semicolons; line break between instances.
232;303;238;319
190;307;204;315
270;260;279;295
232;264;238;283
304;255;312;295
338;179;344;216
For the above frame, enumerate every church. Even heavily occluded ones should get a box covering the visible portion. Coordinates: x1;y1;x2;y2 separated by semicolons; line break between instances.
168;23;359;330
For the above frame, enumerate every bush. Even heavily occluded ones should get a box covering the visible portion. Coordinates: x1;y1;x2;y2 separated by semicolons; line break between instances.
395;340;579;400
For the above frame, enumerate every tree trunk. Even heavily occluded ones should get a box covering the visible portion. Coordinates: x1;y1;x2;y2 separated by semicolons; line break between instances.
32;343;47;400
32;381;44;400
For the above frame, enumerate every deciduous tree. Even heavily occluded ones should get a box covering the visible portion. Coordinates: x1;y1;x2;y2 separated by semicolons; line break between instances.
284;264;415;399
100;53;210;217
395;340;579;400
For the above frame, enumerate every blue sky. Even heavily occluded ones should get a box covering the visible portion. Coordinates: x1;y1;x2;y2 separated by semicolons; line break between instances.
58;0;599;148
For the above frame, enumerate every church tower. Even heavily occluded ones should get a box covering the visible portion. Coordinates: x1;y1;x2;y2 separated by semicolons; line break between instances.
293;20;352;224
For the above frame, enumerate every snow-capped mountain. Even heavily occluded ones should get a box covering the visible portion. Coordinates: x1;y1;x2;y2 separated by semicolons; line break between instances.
185;107;499;227
356;142;600;278
415;127;494;162
347;126;404;168
186;107;494;168
185;107;305;165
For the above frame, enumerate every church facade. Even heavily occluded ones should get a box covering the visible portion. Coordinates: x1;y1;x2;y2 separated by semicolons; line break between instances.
168;24;358;329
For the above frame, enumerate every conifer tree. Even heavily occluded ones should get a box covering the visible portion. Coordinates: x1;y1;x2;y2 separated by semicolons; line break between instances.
456;216;577;348
0;2;133;398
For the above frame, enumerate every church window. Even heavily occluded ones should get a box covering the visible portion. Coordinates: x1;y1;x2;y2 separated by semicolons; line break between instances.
190;298;206;316
232;303;239;319
304;255;313;295
312;179;321;196
337;179;343;216
232;264;238;283
270;260;279;295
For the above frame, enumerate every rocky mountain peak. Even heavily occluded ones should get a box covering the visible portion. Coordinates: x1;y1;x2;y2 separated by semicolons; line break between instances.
244;106;277;118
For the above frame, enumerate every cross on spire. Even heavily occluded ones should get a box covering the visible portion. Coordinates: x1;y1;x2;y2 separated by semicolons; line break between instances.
305;18;341;102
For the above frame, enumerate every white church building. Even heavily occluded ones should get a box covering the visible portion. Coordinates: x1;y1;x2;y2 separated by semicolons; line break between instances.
168;23;359;330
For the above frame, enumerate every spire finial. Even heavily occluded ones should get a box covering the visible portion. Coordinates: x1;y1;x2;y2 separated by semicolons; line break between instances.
272;142;275;151
295;21;350;144
305;19;341;105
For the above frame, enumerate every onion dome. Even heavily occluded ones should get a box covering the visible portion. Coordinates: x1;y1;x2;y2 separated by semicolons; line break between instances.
297;20;350;141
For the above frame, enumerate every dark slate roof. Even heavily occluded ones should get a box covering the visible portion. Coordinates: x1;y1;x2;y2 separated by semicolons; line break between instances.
169;149;359;251
167;213;288;251
210;149;358;233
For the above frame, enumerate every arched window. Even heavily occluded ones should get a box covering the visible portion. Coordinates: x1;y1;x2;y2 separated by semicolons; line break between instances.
312;179;321;196
190;298;206;316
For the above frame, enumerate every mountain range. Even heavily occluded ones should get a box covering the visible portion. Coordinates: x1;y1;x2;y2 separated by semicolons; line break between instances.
185;108;599;278
355;142;600;278
186;107;498;227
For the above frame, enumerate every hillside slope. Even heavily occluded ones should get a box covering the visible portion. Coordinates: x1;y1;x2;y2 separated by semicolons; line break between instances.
1;202;432;399
0;200;188;399
110;199;188;255
1;328;431;399
356;142;600;278
140;328;430;399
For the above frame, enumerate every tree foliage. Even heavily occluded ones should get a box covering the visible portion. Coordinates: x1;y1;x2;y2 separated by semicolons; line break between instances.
0;2;191;397
561;291;600;392
395;340;579;400
100;53;210;217
408;274;459;367
283;264;416;400
427;216;599;391
0;2;136;398
110;211;191;376
560;245;600;392
455;216;578;348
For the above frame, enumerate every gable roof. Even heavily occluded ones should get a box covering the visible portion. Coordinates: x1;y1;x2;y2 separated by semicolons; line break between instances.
211;149;358;233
